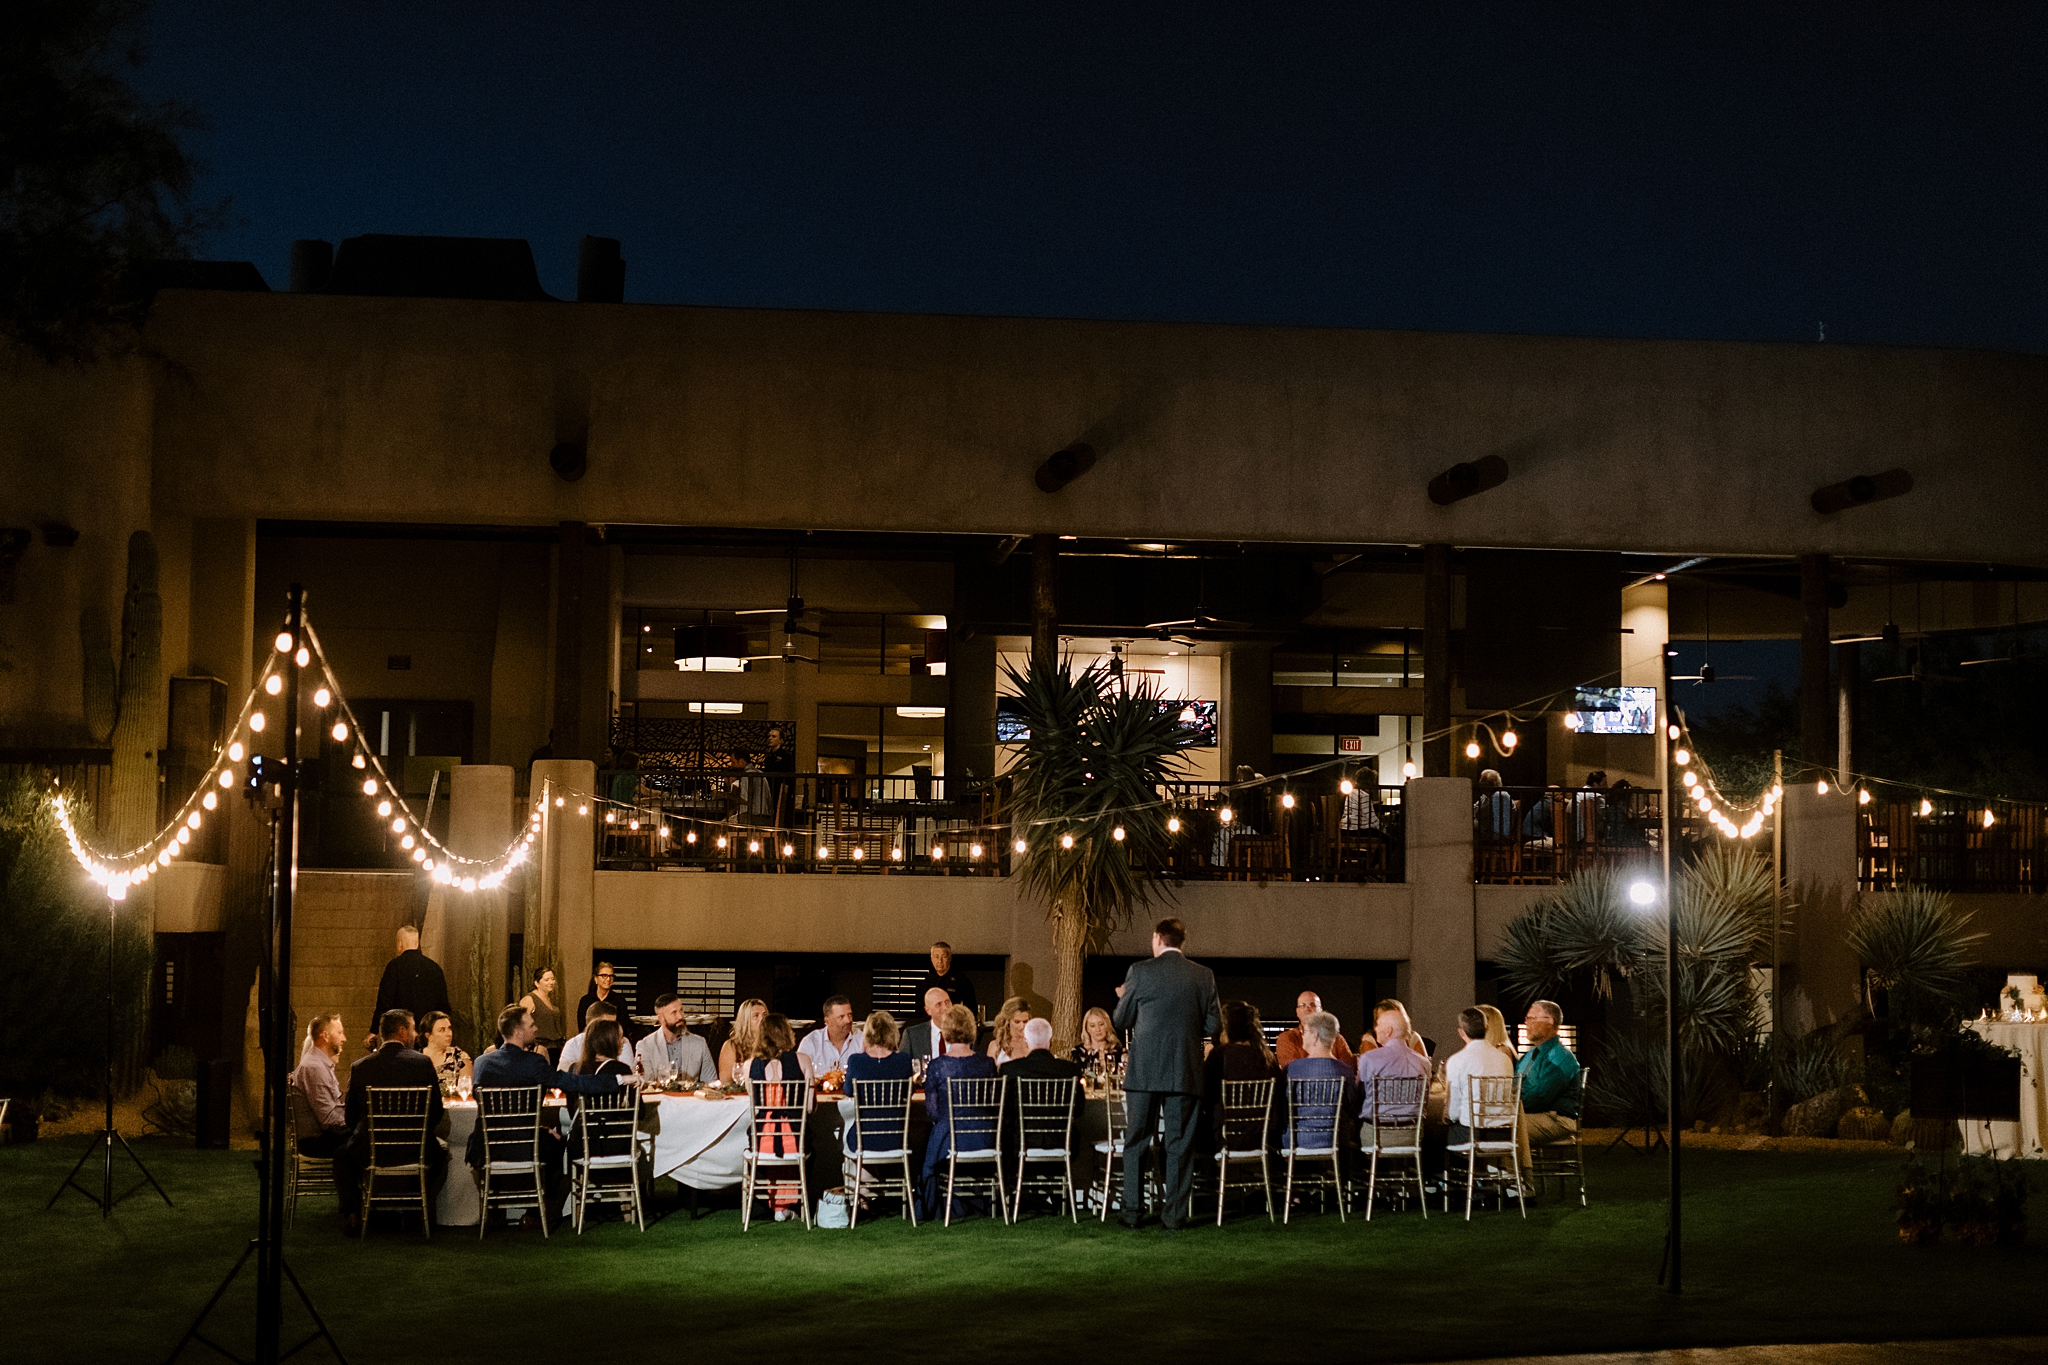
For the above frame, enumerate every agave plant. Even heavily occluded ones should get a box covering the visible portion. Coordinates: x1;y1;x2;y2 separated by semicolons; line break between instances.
1848;888;1984;1025
1003;656;1197;1048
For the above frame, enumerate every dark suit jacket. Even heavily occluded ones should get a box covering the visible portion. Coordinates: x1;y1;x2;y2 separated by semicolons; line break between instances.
466;1041;631;1165
372;949;450;1026
1112;950;1221;1095
341;1041;445;1168
903;1019;942;1060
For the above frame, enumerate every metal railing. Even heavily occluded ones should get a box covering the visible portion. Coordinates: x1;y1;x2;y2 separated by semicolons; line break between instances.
1474;785;1665;885
1860;797;2047;894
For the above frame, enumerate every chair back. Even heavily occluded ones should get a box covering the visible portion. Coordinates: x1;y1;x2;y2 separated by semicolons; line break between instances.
748;1075;810;1159
850;1077;914;1153
1217;1077;1275;1154
578;1086;640;1161
365;1086;433;1170
1467;1073;1520;1129
1286;1074;1347;1152
1363;1074;1424;1149
1103;1085;1131;1144
945;1075;1006;1156
1014;1077;1078;1154
477;1086;545;1165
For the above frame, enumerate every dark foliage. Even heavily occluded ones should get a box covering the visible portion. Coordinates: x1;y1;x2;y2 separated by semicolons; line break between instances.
2;0;221;360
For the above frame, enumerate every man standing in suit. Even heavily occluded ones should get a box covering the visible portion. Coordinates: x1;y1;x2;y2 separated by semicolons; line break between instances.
372;925;450;1026
334;1009;445;1234
1111;917;1220;1233
902;986;953;1060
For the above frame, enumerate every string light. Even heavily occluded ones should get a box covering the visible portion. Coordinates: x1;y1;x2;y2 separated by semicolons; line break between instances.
1464;740;1481;759
229;742;244;761
377;800;392;817
1674;748;1690;766
1218;806;1234;825
1280;792;1295;809
851;846;864;860
314;687;331;707
1166;815;1181;833
1919;798;1933;817
1857;788;1871;805
1112;826;1126;841
781;843;794;857
295;647;310;667
890;847;903;861
1339;777;1354;796
275;632;293;652
217;770;234;788
264;674;282;696
351;753;366;769
1499;728;1518;751
331;722;348;742
250;712;265;732
1817;779;1829;795
1402;761;1417;779
1061;833;1075;849
1014;839;1028;853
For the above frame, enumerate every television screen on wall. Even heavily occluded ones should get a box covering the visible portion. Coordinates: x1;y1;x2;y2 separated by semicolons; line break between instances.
1571;685;1657;735
996;697;1217;746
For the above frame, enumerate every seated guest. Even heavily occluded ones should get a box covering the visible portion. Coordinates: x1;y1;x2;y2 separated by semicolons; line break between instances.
797;995;864;1078
1445;1006;1514;1144
334;1009;445;1234
1478;1004;1520;1067
635;993;718;1084
919;1004;997;1222
573;1019;633;1078
717;998;767;1082
559;999;622;1073
1514;999;1582;1148
1356;1000;1433;1122
1006;1018;1081;1082
468;1003;639;1210
902;987;951;1060
1282;1010;1358;1155
744;1014;814;1086
988;995;1032;1065
1201;1000;1279;1153
1275;991;1355;1069
417;1010;470;1091
1474;769;1515;840
1068;1006;1124;1073
1373;998;1431;1058
745;1014;810;1220
290;1012;349;1159
845;1011;914;1160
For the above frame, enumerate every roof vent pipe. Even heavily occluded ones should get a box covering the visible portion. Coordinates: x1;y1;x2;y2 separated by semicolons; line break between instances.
290;240;333;293
576;237;625;303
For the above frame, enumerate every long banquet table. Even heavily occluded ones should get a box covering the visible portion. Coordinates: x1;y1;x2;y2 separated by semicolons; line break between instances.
1959;1020;2048;1159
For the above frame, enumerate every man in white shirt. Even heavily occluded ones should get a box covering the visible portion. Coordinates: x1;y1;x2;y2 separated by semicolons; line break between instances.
290;1012;349;1158
902;987;951;1060
796;996;863;1076
633;994;717;1083
559;999;622;1072
1445;1006;1514;1138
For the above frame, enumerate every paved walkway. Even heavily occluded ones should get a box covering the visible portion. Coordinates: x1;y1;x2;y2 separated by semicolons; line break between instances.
1431;1341;2048;1365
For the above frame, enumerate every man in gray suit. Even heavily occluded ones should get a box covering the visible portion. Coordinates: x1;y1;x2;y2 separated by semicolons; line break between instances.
1110;916;1220;1232
902;986;952;1060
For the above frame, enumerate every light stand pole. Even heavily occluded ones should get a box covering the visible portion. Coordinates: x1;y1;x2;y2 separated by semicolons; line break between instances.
1658;665;1681;1294
168;586;343;1365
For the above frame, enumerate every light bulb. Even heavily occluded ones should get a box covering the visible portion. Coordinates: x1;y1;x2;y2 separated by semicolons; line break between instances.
970;843;983;858
555;796;565;807
176;827;190;845
363;778;378;795
1014;839;1027;853
186;812;201;830
781;843;793;857
1857;789;1871;805
411;846;425;861
1675;749;1690;766
218;769;234;788
576;804;587;816
1167;816;1181;833
391;817;406;833
1464;741;1481;760
931;846;944;860
1919;798;1932;817
401;833;415;850
1667;724;1680;741
377;800;392;817
1817;779;1829;795
434;866;452;884
1983;809;1996;829
1339;778;1354;795
748;840;760;854
1112;826;1126;841
604;811;616;824
461;877;476;892
1682;771;1697;788
890;847;902;860
423;858;435;871
716;836;728;849
1501;729;1518;750
1280;792;1295;809
229;742;246;762
1402;761;1417;779
295;647;310;667
1218;806;1234;825
1630;880;1656;906
250;712;265;732
264;674;282;695
275;632;293;652
1061;833;1075;849
331;721;348;741
314;687;331;707
1564;712;1582;730
851;846;864;860
686;830;697;844
202;791;217;810
351;753;365;769
819;846;831;858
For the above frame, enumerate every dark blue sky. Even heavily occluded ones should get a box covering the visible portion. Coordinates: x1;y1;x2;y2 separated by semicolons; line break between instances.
144;3;2045;351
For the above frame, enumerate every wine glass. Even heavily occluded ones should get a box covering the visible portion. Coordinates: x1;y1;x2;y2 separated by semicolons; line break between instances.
457;1074;473;1101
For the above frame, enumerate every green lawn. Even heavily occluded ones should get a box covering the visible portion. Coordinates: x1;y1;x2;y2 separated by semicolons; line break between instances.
5;1137;2043;1365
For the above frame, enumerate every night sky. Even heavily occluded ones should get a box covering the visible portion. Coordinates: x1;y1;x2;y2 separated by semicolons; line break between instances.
142;4;2046;352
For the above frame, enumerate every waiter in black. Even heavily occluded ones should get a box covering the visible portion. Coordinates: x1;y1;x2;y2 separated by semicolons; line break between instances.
1111;917;1220;1233
372;924;450;1024
916;941;978;1016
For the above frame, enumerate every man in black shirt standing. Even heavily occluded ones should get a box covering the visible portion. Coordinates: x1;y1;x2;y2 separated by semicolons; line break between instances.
915;941;977;1016
372;924;450;1026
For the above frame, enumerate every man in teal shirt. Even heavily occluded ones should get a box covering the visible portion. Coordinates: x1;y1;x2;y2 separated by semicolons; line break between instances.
1514;1000;1581;1146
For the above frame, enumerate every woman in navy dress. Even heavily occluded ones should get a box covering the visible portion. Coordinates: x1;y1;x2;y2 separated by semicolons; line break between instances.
844;1010;914;1157
917;1004;996;1222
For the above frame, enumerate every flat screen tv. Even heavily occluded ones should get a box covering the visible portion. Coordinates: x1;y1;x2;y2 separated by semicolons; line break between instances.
1571;685;1657;735
996;697;1218;747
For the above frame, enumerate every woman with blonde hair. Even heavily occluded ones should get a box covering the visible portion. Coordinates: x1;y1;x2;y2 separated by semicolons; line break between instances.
719;997;768;1082
1478;1004;1519;1066
986;995;1031;1065
1068;1006;1123;1071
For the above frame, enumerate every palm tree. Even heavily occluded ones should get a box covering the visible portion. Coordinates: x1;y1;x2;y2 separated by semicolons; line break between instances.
1003;656;1198;1049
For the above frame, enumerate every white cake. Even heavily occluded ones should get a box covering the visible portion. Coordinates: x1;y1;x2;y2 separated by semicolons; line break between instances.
2006;974;2046;1014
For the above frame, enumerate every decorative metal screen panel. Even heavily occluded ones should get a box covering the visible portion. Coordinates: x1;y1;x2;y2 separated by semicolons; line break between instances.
612;717;796;795
871;967;927;1018
675;966;738;1020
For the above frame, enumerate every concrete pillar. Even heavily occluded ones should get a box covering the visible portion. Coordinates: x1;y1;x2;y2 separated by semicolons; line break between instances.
1007;893;1060;1041
1422;544;1452;777
442;765;514;1043
945;630;998;788
1030;535;1058;666
552;522;588;759
1800;555;1834;779
1220;644;1271;778
1836;641;1859;788
1404;775;1476;1048
1784;782;1859;1025
532;759;597;1004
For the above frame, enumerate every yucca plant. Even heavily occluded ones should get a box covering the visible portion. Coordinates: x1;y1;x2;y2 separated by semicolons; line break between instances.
1003;656;1197;1049
1848;889;1983;1026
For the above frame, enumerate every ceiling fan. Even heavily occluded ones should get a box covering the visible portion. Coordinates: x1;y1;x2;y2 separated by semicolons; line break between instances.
1873;646;1963;685
735;546;824;638
1669;586;1754;684
1961;582;2042;667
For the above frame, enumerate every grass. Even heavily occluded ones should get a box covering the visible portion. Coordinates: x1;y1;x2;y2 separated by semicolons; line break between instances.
5;1137;2045;1365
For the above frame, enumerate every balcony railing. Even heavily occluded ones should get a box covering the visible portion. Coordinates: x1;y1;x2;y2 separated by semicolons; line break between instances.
1474;785;1666;885
1860;797;2047;894
591;773;1407;882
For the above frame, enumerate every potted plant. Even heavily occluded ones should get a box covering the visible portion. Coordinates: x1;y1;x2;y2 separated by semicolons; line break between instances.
1894;1155;1943;1247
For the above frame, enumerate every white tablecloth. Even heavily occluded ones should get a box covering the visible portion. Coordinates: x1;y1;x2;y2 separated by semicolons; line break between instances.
434;1094;755;1226
1960;1021;2048;1159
